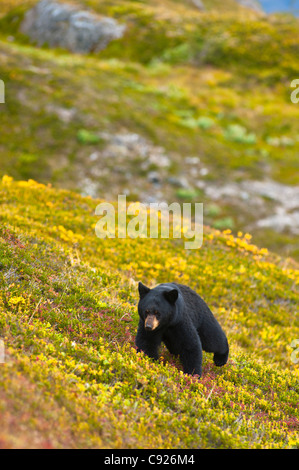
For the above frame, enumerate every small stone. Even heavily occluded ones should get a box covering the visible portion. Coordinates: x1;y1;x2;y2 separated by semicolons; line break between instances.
147;171;161;185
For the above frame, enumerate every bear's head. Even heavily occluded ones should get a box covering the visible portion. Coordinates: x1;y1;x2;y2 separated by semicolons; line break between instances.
137;282;180;331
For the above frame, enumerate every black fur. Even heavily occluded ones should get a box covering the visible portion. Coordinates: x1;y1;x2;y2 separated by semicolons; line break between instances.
136;282;229;377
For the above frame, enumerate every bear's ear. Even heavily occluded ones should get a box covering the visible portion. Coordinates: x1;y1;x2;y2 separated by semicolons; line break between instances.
138;282;150;299
163;289;178;304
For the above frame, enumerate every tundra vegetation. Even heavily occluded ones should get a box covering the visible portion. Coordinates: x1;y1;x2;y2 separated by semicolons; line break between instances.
0;176;298;448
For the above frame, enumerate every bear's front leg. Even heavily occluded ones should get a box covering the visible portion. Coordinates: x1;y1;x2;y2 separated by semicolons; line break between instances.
180;323;202;377
180;346;202;377
172;322;202;377
135;320;162;361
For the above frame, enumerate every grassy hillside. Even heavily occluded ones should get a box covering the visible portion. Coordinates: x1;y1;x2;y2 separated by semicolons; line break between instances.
0;0;299;261
0;176;298;448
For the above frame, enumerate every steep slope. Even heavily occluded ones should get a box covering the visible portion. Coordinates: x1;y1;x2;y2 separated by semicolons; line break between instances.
0;176;298;448
1;0;299;261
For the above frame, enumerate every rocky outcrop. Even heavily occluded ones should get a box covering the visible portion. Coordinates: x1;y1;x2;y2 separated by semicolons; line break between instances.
199;178;299;235
21;0;125;54
192;0;263;13
235;0;264;12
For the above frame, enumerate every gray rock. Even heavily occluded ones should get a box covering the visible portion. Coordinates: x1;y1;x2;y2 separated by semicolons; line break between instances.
99;132;172;170
241;180;299;210
185;156;200;165
147;171;161;186
235;0;263;13
46;104;76;123
167;176;190;188
191;0;205;10
21;0;125;53
148;153;170;168
257;209;299;234
200;177;299;235
204;182;242;200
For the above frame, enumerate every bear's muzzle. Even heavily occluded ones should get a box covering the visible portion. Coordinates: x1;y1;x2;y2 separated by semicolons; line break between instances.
144;314;159;331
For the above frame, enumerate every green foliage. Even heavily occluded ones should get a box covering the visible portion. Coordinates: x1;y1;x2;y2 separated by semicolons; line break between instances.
175;188;201;200
212;217;235;230
197;116;216;130
224;125;257;145
162;43;193;64
266;135;295;147
177;113;216;130
77;129;103;145
205;203;222;217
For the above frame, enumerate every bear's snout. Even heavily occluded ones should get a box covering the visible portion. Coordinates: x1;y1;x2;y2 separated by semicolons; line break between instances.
144;314;159;331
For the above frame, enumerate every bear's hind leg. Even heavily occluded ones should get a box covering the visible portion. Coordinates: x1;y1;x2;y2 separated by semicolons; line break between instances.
198;320;229;368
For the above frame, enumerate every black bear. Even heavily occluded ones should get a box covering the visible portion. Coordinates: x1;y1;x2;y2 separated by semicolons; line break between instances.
136;282;229;377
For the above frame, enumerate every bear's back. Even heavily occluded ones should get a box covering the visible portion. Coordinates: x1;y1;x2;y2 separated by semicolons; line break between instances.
173;282;214;329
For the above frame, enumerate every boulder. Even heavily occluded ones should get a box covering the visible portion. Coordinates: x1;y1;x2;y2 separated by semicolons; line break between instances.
191;0;205;10
21;0;125;53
